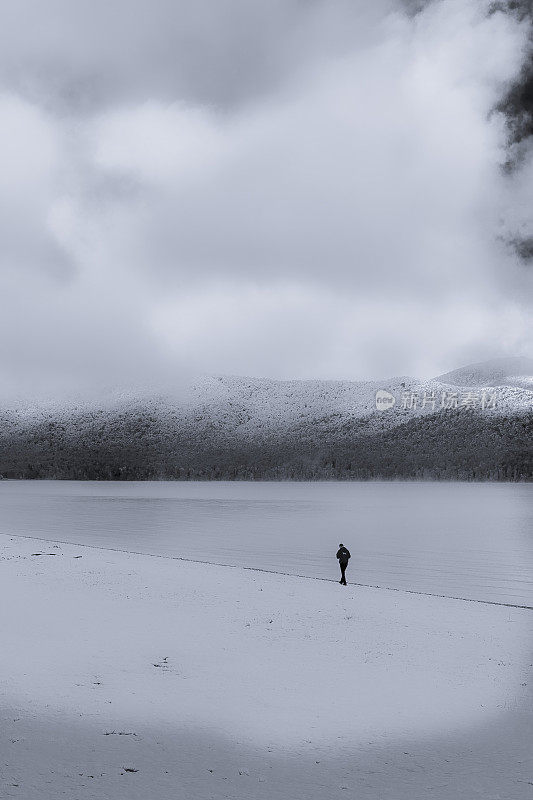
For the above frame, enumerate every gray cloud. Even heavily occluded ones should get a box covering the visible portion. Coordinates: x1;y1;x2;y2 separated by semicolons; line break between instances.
0;0;395;114
0;0;531;397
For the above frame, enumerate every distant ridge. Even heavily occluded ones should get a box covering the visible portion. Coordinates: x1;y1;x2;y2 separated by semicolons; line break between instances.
435;356;533;388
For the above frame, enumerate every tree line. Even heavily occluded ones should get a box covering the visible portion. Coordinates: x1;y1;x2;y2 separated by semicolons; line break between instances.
0;407;530;481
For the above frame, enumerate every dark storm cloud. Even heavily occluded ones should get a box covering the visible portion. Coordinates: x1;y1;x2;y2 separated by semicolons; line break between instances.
491;0;532;160
509;235;533;262
487;0;533;262
501;59;533;149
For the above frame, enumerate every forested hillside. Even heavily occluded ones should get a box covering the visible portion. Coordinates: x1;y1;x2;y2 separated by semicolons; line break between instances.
0;371;531;481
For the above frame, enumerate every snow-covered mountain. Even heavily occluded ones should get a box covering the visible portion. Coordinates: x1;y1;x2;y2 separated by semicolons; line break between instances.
435;356;533;390
0;360;531;481
187;368;532;429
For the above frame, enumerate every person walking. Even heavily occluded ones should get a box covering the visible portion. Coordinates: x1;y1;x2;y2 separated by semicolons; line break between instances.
336;543;351;585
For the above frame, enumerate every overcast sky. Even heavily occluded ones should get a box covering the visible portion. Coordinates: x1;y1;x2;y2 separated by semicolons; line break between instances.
0;0;531;397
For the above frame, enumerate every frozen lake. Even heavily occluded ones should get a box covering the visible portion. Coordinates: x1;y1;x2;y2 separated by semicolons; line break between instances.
0;480;531;607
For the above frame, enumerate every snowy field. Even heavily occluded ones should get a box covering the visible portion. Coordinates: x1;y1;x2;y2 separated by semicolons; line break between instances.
1;531;532;799
0;481;532;606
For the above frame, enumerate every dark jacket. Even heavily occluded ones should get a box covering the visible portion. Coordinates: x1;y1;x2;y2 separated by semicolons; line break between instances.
336;547;351;564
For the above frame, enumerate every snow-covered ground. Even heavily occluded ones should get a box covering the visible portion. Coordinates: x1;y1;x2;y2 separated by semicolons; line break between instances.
1;534;531;799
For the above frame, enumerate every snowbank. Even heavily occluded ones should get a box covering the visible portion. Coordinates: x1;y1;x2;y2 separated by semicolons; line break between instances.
0;534;531;799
